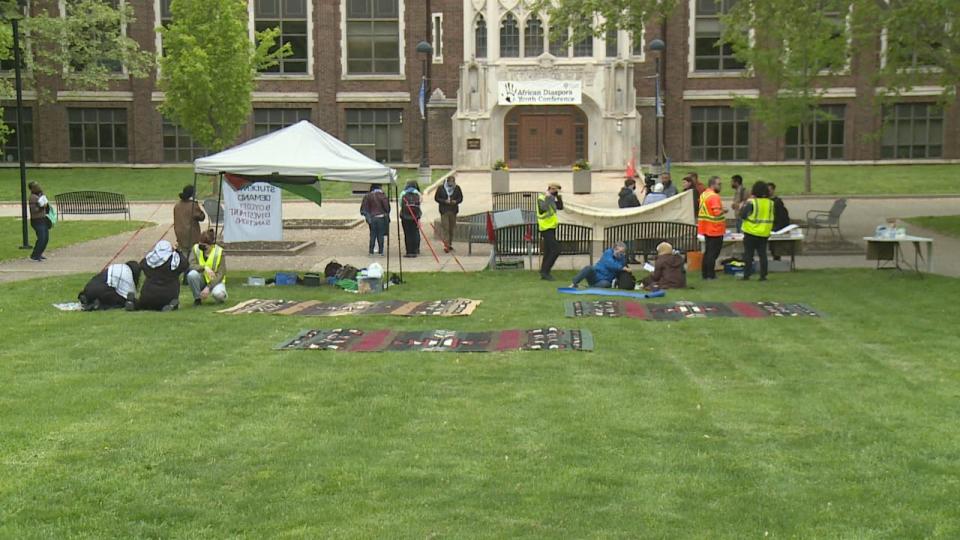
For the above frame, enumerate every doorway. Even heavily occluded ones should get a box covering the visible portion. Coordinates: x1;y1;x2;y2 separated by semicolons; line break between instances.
505;106;587;168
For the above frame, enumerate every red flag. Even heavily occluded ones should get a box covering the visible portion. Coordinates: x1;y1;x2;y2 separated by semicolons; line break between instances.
485;211;496;243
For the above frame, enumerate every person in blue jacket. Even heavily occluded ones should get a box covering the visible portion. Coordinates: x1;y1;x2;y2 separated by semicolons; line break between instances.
569;241;631;289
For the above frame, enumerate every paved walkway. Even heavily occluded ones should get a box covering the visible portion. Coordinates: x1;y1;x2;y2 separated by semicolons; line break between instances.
2;171;958;283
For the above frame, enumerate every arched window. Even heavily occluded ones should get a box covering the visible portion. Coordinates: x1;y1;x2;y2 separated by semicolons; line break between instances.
500;13;520;57
475;16;487;58
549;26;568;57
524;16;544;57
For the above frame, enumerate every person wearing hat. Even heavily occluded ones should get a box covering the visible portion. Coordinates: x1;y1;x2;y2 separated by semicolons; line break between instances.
173;184;206;252
642;182;668;205
537;182;564;281
640;242;687;290
570;241;630;289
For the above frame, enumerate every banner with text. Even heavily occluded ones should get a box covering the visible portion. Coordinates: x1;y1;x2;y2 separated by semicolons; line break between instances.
222;180;283;242
497;80;582;105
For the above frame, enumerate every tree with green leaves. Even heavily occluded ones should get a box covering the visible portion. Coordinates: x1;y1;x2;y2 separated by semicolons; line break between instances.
871;0;958;104
531;0;675;47
722;0;856;193
158;0;289;153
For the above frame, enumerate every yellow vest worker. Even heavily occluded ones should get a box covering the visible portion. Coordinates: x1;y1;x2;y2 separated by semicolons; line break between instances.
742;198;774;238
739;184;775;281
538;183;564;280
187;236;228;304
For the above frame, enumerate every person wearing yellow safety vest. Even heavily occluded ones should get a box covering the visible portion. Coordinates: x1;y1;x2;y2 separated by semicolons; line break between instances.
697;176;728;280
738;181;775;281
537;182;564;281
186;229;227;305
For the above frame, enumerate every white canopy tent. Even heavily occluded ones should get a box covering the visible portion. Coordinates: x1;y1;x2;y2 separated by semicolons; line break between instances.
193;120;404;281
194;120;397;184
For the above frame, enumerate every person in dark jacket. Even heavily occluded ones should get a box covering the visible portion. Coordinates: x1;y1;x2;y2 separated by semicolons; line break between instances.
660;172;678;197
640;242;687;290
434;176;463;253
78;261;142;311
618;178;642;208
137;240;189;311
360;184;391;256
400;180;422;257
682;174;701;217
570;242;630;289
768;182;792;260
27;181;50;262
173;184;205;252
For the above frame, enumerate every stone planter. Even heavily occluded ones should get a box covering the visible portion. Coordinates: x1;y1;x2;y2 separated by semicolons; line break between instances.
491;169;510;193
573;169;592;194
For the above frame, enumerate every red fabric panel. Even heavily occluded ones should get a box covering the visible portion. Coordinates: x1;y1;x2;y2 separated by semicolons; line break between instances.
496;329;523;351
624;301;649;320
730;302;767;318
350;329;393;351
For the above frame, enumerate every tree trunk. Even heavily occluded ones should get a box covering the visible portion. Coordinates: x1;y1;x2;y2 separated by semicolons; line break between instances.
803;121;813;194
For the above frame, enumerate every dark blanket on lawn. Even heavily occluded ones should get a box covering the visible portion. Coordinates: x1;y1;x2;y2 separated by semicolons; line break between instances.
565;300;821;320
219;298;481;317
276;328;594;352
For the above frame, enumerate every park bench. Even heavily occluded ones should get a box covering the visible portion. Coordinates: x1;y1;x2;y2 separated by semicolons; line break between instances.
492;191;539;214
803;198;847;242
603;221;699;262
494;223;594;268
54;191;131;220
454;212;491;255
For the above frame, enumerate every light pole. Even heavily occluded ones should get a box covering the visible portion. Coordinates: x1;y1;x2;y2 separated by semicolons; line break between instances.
649;38;666;174
1;0;29;249
415;39;432;186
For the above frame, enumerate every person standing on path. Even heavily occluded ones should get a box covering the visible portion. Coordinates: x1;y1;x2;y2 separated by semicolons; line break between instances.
360;184;391;256
740;181;775;281
434;176;463;253
698;176;727;280
27;181;50;262
173;185;205;252
400;180;422;258
537;182;564;281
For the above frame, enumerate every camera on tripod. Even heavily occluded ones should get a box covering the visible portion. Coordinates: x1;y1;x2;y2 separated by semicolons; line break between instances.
643;172;659;190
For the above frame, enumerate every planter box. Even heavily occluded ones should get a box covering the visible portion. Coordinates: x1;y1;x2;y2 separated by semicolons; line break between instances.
492;170;510;193
573;170;592;194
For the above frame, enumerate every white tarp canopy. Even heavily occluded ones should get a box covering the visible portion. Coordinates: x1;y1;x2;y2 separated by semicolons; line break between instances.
193;120;397;184
560;190;696;238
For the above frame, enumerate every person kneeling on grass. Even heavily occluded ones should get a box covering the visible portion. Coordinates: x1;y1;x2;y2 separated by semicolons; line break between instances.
137;240;189;312
187;229;227;306
640;242;687;290
78;261;142;311
570;241;630;289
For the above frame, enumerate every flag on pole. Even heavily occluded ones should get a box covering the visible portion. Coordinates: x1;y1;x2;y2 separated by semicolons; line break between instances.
655;77;663;118
418;78;426;120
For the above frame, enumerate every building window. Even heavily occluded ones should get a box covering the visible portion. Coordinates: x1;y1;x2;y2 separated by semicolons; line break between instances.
2;107;34;163
887;37;942;70
162;119;206;163
549;27;567;57
694;0;744;71
345;109;403;163
506;122;519;161
500;13;519;58
432;12;443;63
525;16;544;57
64;0;125;73
346;0;400;74
573;33;592;57
156;0;172;57
631;32;644;56
475;16;487;59
255;0;308;74
605;27;618;58
575;124;586;160
785;105;845;160
881;103;943;159
253;108;311;137
690;106;749;161
68;108;128;163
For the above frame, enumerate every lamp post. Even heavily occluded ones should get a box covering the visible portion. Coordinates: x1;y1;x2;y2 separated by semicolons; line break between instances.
1;0;29;249
415;39;432;186
649;38;666;174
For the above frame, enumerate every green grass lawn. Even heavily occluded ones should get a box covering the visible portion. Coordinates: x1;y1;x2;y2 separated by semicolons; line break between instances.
0;217;150;263
668;163;960;195
1;269;958;537
904;215;960;238
0;168;449;203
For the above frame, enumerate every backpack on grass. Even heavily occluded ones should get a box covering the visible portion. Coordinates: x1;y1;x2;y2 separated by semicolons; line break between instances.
324;261;343;278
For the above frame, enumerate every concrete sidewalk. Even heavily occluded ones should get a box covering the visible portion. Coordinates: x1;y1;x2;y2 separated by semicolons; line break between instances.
2;171;958;283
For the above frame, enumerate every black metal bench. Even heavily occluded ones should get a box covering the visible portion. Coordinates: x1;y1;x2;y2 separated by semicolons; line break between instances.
54;191;131;220
495;223;594;267
492;191;539;213
454;212;491;255
604;221;698;261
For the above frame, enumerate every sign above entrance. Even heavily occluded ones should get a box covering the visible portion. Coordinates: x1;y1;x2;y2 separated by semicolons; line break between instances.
497;80;582;106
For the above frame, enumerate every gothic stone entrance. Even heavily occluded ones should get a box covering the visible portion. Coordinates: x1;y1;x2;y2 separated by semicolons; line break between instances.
505;106;587;168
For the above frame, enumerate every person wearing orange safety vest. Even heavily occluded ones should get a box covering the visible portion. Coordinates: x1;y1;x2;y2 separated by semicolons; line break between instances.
738;180;775;281
697;175;728;280
186;229;227;305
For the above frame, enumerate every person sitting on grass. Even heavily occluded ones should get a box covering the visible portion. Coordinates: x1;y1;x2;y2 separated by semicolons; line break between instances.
136;240;189;312
570;241;630;289
78;261;142;311
640;242;687;290
186;229;227;306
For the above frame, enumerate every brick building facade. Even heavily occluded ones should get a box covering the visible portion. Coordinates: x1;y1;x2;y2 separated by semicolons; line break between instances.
2;0;957;169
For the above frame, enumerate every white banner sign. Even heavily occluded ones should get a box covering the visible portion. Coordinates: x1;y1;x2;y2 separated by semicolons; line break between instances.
222;180;283;242
498;80;582;105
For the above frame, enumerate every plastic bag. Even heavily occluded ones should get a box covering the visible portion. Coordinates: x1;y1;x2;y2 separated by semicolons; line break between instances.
367;262;383;279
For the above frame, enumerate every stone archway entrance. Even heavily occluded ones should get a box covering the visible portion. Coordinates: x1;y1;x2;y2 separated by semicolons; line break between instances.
504;106;587;168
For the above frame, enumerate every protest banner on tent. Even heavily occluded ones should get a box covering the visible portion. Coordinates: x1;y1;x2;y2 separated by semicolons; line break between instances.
222;178;282;242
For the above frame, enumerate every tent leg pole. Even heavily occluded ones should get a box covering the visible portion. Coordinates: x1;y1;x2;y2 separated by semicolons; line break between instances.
214;173;223;240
